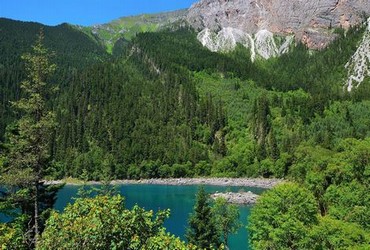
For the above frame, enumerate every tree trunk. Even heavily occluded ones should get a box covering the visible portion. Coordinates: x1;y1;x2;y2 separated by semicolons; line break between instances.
224;233;229;250
34;181;39;248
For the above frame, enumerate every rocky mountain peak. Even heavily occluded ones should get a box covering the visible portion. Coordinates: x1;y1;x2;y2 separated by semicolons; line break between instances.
186;0;370;59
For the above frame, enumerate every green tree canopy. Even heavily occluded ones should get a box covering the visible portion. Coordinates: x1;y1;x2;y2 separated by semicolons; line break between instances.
38;195;193;250
211;197;241;248
248;183;318;249
303;216;370;249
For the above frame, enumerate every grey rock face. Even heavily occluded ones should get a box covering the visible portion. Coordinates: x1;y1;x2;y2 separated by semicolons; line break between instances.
187;0;370;50
345;18;370;91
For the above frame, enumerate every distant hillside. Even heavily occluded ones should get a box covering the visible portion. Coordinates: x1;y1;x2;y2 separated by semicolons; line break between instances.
0;18;108;66
75;9;187;53
0;18;109;139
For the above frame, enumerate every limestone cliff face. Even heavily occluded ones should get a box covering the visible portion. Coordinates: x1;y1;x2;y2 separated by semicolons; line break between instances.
186;0;370;58
345;18;370;91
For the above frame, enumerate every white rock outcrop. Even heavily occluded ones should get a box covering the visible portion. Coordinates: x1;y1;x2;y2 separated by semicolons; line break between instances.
345;18;370;92
197;27;294;61
187;0;370;56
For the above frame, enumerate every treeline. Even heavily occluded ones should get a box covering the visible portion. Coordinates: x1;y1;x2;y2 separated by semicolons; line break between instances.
130;28;266;84
1;19;369;181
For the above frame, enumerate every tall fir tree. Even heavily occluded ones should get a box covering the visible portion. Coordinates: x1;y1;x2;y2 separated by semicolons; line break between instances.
0;30;58;248
252;94;271;161
186;186;220;249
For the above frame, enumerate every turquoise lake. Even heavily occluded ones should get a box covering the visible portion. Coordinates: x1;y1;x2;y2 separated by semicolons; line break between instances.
2;184;266;249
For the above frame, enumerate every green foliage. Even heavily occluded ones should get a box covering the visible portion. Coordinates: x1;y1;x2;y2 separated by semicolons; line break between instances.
78;11;185;53
250;136;370;248
211;197;241;247
4;30;57;185
324;182;370;229
248;183;318;249
0;31;63;248
38;195;192;250
46;35;229;179
0;223;17;250
0;218;27;250
1;14;370;250
144;232;197;250
0;18;107;136
303;216;370;249
2;18;370;181
186;187;221;249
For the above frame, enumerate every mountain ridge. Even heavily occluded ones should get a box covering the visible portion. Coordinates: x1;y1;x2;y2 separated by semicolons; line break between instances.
75;9;187;53
186;0;370;62
187;0;370;50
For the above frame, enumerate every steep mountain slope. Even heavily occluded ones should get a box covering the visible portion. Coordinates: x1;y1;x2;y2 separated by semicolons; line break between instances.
27;26;370;179
0;18;109;139
1;7;369;250
0;18;108;68
0;5;369;177
187;0;370;59
76;10;186;53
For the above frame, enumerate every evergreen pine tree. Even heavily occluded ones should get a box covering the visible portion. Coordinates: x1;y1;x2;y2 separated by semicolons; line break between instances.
0;30;58;248
252;94;271;161
186;186;220;249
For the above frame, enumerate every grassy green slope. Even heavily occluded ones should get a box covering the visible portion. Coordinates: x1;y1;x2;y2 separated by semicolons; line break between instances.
75;9;187;53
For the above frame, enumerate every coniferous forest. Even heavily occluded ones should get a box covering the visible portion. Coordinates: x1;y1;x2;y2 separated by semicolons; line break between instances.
0;17;369;249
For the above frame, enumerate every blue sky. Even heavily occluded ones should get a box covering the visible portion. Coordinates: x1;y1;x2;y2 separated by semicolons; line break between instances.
0;0;198;26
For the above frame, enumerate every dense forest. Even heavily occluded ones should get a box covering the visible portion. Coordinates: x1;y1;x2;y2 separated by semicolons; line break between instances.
0;17;369;249
0;18;108;142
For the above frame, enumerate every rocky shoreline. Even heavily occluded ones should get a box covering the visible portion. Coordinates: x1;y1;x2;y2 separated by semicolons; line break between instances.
211;191;259;205
45;178;283;189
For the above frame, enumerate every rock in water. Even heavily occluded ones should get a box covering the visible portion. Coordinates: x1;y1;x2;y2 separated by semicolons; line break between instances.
211;191;259;205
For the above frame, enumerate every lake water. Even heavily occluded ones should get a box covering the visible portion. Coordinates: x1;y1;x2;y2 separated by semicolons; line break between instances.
2;184;266;250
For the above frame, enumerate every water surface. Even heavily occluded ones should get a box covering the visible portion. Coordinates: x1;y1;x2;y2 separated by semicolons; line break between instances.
1;184;265;249
56;184;265;250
